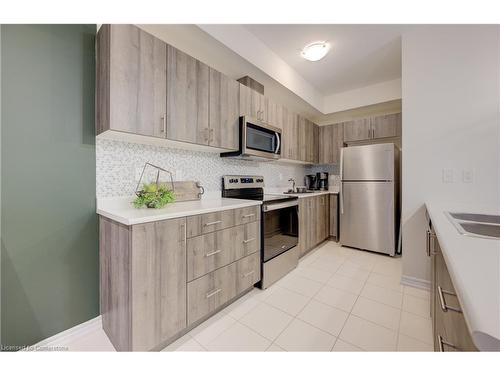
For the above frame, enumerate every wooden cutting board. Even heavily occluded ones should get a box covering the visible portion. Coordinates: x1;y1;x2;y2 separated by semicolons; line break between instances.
170;181;205;202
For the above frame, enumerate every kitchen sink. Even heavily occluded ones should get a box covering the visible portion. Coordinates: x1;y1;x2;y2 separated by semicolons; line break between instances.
446;211;500;239
448;212;500;225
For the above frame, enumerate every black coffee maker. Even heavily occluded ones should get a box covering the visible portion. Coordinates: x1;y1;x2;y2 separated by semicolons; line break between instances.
317;172;329;191
305;174;318;190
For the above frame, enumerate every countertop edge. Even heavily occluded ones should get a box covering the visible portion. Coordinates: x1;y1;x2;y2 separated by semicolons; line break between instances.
425;202;500;351
97;199;262;226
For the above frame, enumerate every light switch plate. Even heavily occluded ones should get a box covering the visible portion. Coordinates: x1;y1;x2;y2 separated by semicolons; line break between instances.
442;168;454;183
462;169;473;183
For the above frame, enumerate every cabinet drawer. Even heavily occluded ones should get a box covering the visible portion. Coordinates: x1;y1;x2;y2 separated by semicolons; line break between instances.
236;252;261;294
187;261;237;325
233;206;261;226
186;206;260;238
187;221;260;281
434;249;477;351
187;253;261;325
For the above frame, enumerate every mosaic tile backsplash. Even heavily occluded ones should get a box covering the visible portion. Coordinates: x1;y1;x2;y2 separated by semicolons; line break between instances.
96;139;309;197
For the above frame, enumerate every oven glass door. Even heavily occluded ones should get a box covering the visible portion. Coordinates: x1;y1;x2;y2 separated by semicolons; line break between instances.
263;204;298;262
246;123;279;154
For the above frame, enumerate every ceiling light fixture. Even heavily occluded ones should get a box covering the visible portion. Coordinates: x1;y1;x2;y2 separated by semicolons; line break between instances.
301;41;330;62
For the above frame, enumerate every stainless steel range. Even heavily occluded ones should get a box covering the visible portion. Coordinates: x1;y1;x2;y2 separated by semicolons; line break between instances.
222;175;299;289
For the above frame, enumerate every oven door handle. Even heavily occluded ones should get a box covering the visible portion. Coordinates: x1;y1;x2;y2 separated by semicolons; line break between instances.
263;200;298;212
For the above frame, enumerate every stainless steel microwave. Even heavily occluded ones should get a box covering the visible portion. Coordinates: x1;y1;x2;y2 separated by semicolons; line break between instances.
221;116;281;161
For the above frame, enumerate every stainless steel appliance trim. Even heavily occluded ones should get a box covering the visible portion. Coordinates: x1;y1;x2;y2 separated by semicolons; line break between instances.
241;116;282;160
263;200;299;212
261;246;299;289
205;249;222;258
339;147;344;214
438;335;458;352
242;270;255;278
437;285;462;313
205;288;222;299
204;220;222;227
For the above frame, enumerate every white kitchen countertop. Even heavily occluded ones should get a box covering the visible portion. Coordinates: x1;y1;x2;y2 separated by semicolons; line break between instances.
425;200;500;351
97;196;261;226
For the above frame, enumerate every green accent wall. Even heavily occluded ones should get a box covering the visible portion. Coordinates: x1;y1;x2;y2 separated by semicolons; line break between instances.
1;25;98;349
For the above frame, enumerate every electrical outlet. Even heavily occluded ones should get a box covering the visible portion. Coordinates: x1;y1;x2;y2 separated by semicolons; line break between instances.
442;168;454;183
462;169;473;183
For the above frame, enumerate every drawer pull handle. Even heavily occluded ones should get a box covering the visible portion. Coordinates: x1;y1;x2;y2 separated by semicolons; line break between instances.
437;286;462;313
438;335;458;352
242;270;255;278
243;238;256;244
242;213;255;218
204;220;222;227
206;288;222;299
205;249;222;257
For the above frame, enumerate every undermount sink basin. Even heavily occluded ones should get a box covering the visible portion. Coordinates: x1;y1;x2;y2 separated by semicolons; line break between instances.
458;222;500;238
449;212;500;225
446;211;500;239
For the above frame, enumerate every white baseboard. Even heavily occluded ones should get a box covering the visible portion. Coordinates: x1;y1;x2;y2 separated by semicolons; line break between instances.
401;275;431;290
25;315;102;351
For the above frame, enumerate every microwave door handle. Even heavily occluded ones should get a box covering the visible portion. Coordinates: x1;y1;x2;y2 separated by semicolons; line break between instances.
275;132;280;154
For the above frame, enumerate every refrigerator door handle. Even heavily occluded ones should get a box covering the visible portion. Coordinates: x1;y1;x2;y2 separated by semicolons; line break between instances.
339;148;344;214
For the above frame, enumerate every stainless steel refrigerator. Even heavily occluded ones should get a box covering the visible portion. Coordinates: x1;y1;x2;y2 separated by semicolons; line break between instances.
339;143;399;256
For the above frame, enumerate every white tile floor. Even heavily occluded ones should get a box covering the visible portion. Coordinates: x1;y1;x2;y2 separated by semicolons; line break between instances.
66;241;433;352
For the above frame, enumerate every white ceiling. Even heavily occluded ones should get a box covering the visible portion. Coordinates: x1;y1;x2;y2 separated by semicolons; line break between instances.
243;25;404;95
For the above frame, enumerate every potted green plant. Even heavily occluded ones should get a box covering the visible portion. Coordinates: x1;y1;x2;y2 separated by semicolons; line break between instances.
133;162;176;209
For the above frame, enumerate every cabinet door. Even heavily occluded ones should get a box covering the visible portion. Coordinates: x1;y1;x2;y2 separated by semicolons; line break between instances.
371;113;401;139
343;118;371;142
298;198;311;256
109;24;167;138
329;194;338;238
319;123;344;164
166;45;209;145
319;125;334;164
312;123;319;164
282;108;299;160
131;218;187;351
239;84;266;120
297;116;307;162
209;68;239;150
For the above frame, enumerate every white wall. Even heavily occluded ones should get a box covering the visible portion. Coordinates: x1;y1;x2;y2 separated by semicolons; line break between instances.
402;25;500;283
323;78;401;114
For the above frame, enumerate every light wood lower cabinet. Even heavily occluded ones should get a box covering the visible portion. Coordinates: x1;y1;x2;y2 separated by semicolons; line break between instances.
299;195;330;257
187;221;260;281
429;226;477;351
329;194;338;239
187;252;260;325
186;205;260;237
100;206;261;351
100;216;187;352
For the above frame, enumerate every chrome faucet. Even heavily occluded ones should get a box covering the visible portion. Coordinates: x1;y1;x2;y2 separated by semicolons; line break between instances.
288;178;296;192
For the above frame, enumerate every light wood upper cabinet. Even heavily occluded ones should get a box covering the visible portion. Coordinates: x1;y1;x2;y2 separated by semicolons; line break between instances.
319;123;344;164
343;118;371;142
209;68;240;150
371;112;402;139
102;24;167;138
130;218;187;351
343;113;402;142
239;83;267;121
281;107;299;160
166;45;210;145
